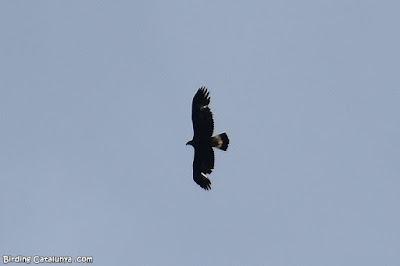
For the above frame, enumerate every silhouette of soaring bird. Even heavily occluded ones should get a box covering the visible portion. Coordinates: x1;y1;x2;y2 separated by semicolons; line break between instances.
186;87;229;190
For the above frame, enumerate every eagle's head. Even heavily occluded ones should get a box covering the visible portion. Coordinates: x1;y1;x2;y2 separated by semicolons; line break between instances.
186;140;194;146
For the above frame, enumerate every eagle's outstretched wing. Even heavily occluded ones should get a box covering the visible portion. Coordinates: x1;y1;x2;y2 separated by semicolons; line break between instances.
193;151;212;190
192;87;214;138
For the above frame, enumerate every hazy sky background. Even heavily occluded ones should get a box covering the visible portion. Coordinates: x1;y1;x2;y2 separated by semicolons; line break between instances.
1;1;399;265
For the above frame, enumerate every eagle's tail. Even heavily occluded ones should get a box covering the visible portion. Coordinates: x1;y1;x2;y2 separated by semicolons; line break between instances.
212;133;229;151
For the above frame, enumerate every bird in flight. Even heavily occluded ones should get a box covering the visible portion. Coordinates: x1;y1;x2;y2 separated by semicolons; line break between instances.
186;87;229;190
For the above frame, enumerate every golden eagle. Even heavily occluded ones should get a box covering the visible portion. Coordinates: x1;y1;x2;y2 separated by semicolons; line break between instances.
186;87;229;190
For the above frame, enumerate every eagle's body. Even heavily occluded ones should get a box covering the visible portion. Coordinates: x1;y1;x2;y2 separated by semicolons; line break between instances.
186;87;229;190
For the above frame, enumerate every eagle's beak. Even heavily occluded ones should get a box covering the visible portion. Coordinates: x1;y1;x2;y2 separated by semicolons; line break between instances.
186;140;192;146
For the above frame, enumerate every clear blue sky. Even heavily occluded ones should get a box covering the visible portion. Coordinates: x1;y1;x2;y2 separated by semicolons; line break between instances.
1;1;399;265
